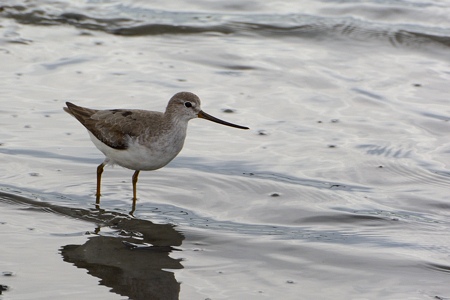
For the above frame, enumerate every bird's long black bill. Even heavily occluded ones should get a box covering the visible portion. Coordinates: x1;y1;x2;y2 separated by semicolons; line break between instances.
198;110;249;130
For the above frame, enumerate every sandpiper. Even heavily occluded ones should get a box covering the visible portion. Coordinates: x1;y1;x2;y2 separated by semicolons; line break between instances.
64;91;249;202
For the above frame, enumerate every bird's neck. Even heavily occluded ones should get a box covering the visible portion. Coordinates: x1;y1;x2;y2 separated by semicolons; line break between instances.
164;110;189;126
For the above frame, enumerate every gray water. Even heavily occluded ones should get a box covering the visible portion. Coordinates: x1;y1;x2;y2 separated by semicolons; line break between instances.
1;0;450;299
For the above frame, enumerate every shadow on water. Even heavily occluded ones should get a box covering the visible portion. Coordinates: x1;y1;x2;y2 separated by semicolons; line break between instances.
0;190;184;300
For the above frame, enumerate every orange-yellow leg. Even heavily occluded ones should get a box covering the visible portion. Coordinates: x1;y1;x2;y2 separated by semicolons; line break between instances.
96;162;105;202
132;170;140;200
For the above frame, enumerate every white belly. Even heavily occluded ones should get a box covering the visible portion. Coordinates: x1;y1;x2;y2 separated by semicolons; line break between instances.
88;131;185;171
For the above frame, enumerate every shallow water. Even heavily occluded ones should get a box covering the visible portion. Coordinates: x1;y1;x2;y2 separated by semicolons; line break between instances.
1;0;450;299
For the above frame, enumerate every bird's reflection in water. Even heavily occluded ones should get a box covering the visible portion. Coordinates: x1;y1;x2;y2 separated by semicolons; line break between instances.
0;190;184;299
61;206;184;300
61;238;182;299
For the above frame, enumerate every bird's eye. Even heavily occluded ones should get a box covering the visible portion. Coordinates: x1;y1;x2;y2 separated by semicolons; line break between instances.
184;102;192;108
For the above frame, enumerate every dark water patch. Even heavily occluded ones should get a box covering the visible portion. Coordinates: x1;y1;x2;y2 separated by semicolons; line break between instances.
425;262;450;274
2;5;449;55
388;162;450;189
406;30;450;48
426;200;450;211
0;6;131;31
421;112;450;122
221;65;256;71
335;207;444;226
245;171;371;192
301;213;393;226
112;23;233;36
42;57;92;70
352;87;386;101
356;144;412;158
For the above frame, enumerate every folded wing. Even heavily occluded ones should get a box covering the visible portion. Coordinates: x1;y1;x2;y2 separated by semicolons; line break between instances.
64;102;162;150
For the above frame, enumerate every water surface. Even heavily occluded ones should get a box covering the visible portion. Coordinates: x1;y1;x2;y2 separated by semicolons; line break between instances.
1;0;450;299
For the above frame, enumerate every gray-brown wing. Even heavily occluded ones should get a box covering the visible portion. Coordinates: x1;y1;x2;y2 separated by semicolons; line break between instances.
64;102;162;150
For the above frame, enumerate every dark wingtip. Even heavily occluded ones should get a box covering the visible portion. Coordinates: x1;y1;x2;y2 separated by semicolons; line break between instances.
63;102;76;115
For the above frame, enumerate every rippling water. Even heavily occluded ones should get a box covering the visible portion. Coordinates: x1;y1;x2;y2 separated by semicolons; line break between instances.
1;0;450;299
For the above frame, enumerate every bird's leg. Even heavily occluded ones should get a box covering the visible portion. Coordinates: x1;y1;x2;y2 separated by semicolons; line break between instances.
132;170;140;201
130;197;137;216
96;162;106;203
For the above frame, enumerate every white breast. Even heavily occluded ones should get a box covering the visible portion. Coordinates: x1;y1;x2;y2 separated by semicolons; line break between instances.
87;130;186;171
